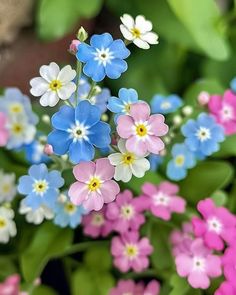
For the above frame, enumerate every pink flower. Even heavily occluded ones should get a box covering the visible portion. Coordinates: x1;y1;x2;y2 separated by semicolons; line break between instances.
198;91;210;106
0;112;9;146
142;280;160;295
109;280;136;295
175;238;222;289
69;39;81;54
82;206;113;238
106;190;146;233
111;231;153;272
222;245;236;289
170;222;194;256
68;158;120;211
215;281;236;295
0;274;20;295
117;102;168;156
141;181;186;221
192;198;236;251
208;90;236;135
43;144;53;155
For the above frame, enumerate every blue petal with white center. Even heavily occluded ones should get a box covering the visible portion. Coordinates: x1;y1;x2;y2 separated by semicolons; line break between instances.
151;94;183;114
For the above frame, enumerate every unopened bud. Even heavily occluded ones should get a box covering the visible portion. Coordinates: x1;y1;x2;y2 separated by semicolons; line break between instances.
182;105;193;116
198;91;210;106
173;115;182;126
69;39;81;55
44;144;53;156
101;113;108;122
42;114;50;124
77;26;88;42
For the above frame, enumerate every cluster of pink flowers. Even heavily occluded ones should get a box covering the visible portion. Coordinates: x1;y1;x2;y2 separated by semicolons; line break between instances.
81;181;186;275
0;112;9;147
0;274;27;295
110;279;160;295
171;198;236;293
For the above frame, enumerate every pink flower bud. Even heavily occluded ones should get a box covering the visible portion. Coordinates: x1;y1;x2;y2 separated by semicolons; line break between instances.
44;144;53;155
198;91;210;106
69;39;81;55
33;278;41;286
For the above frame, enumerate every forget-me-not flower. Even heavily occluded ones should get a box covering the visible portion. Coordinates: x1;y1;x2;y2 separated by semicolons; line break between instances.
151;94;183;114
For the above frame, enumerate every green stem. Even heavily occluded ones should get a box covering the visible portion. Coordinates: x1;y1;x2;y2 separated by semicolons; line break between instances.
87;80;96;100
65;100;74;108
75;61;82;106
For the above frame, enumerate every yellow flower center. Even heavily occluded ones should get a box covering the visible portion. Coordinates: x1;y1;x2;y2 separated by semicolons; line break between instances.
121;205;134;220
131;27;141;38
0;218;6;228
64;202;76;214
9;103;23;114
175;155;185;166
12;123;23;135
136;124;147;137
33;180;48;195
122;152;135;165
88;177;101;192
49;80;62;91
124;103;131;113
125;244;138;259
2;184;10;193
91;213;104;226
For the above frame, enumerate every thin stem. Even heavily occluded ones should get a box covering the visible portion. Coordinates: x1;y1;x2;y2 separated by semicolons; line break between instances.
75;61;82;106
65;100;74;108
87;80;96;100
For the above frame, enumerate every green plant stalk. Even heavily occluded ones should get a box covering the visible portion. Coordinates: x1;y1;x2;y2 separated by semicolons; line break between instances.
75;60;82;106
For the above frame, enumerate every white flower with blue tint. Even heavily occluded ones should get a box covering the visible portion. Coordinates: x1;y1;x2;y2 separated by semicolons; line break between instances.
151;94;183;114
77;33;130;82
107;88;140;121
18;164;64;210
0;171;16;203
30;62;77;107
19;200;54;225
0;206;16;244
167;143;196;181
53;192;86;228
181;113;225;156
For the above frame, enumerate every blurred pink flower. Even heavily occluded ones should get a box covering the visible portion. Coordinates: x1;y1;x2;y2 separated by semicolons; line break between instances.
141;181;186;221
192;198;236;251
68;158;120;211
175;238;222;289
82;206;113;238
106;190;146;233
222;244;236;289
198;91;210;106
215;281;235;295
111;231;153;272
0;112;9;146
0;274;21;295
208;90;236;135
117;102;168;156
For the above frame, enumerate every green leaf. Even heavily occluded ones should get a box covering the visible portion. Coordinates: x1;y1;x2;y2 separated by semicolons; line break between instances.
76;0;102;18
179;161;233;204
170;274;190;295
72;268;114;295
0;257;17;280
125;171;163;195
32;285;57;295
213;135;236;158
84;245;112;271
20;222;73;282
167;0;230;60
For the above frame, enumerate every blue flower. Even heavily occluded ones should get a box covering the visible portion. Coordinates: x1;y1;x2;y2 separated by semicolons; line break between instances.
0;87;38;124
230;77;236;93
148;154;163;171
24;135;50;164
18;164;64;210
70;78;110;113
47;100;111;164
181;113;225;156
167;143;196;181
77;33;130;82
107;88;140;121
151;94;183;114
53;193;86;228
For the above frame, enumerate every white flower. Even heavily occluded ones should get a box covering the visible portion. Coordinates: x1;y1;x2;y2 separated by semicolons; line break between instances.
120;14;158;49
108;139;150;182
0;206;16;243
30;62;77;107
19;200;54;225
0;171;16;203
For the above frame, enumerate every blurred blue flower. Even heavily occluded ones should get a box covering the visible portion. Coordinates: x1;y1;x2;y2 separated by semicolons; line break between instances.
18;164;64;210
77;33;130;82
148;154;163;171
70;78;110;113
151;94;183;114
24;134;50;164
230;77;236;93
47;101;111;164
181;113;225;156
107;88;140;121
54;192;86;228
167;143;196;181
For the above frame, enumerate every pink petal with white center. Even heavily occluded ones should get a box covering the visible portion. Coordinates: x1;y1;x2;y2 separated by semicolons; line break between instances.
106;202;120;220
73;161;96;182
117;115;134;138
151;205;171;220
205;255;222;277
114;257;130;272
142;182;158;196
192;217;207;236
158;181;179;195
30;77;49;96
191;238;210;256
116;190;133;206
197;198;216;218
111;236;124;256
68;182;89;205
217;207;236;226
130;102;150;121
83;191;104;211
188;272;210;289
204;231;224;251
208;95;222;115
175;254;192;276
95;158;115;181
148;114;169;136
146;136;164;154
57;65;76;83
100;180;120;203
126;136;147;156
39;62;60;82
169;196;186;213
138;237;153;255
132;256;149;272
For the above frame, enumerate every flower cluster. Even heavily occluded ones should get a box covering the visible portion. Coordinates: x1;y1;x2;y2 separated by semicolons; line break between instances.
110;279;160;295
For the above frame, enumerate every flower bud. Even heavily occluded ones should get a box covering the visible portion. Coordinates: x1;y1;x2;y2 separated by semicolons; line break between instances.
69;39;81;55
101;113;108;122
43;144;53;155
182;105;193;116
173;115;182;126
77;26;88;42
41;114;50;124
198;91;210;106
